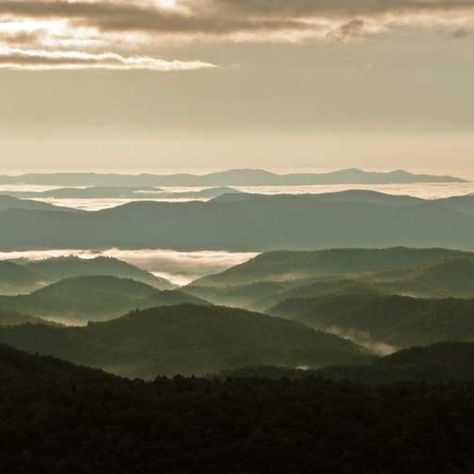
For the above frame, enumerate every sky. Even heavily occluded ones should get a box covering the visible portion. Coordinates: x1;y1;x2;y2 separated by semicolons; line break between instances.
1;0;474;175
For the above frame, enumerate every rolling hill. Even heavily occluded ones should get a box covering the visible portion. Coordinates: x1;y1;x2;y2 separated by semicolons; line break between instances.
228;343;474;384
0;195;73;212
25;256;175;290
0;168;463;187
0;261;46;295
187;249;474;310
319;343;474;384
2;192;474;250
0;276;202;324
194;247;473;288
373;258;474;298
4;185;240;201
188;278;381;312
271;294;474;352
0;307;46;327
0;304;371;378
0;343;473;473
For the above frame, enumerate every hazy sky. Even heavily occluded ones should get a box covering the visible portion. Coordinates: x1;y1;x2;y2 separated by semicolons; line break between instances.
1;0;474;174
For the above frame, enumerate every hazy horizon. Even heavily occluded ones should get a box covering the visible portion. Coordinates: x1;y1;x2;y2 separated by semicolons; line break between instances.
1;167;474;179
2;0;474;172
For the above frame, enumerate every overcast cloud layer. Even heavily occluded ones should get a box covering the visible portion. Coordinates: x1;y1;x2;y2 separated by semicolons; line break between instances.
0;0;473;69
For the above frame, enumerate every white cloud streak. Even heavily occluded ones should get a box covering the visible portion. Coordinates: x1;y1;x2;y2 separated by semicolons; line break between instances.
0;0;473;71
0;46;216;70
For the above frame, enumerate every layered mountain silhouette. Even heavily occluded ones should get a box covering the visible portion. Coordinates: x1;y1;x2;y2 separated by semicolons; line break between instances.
189;251;474;309
318;342;474;384
2;191;474;250
270;294;474;352
0;195;71;212
194;247;473;288
0;307;46;327
0;304;370;378
0;256;174;296
1;343;474;473
0;261;45;295
0;276;206;324
24;256;175;290
0;168;464;186
228;343;474;384
4;185;241;200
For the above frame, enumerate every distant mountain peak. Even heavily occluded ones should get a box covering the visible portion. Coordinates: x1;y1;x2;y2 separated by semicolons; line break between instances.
0;168;465;187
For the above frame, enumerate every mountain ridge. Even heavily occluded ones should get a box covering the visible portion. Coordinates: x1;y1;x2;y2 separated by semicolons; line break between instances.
2;191;474;250
0;304;371;378
0;168;464;187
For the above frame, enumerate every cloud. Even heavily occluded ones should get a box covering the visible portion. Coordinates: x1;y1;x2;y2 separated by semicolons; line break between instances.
0;46;216;70
328;18;367;41
0;1;311;36
213;0;474;16
0;0;473;54
0;247;258;286
1;1;473;31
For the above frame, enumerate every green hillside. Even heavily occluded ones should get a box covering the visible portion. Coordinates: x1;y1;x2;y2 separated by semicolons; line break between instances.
271;294;474;351
0;261;45;295
26;256;175;290
2;193;474;250
0;276;201;323
0;307;46;327
194;247;473;288
228;342;474;384
319;342;474;384
0;304;370;378
0;342;473;473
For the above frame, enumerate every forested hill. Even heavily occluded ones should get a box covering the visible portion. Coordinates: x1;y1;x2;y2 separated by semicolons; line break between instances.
0;168;464;187
0;343;473;473
2;192;474;250
0;304;369;378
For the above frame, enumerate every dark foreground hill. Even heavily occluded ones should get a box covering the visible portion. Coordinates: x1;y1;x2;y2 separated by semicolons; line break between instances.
227;342;474;384
319;342;474;384
271;294;474;352
3;192;474;250
0;343;474;474
0;305;370;378
0;276;205;324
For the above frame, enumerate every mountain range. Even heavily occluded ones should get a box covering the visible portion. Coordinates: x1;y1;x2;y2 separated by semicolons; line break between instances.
2;186;241;201
0;276;206;324
270;294;474;352
0;256;174;295
3;190;474;250
1;343;473;473
228;342;474;384
0;304;370;378
24;256;175;289
0;195;70;212
0;168;464;187
318;342;474;384
188;250;474;310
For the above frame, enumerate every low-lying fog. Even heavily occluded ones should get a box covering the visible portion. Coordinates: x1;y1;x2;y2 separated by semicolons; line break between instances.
2;182;474;211
0;249;257;286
